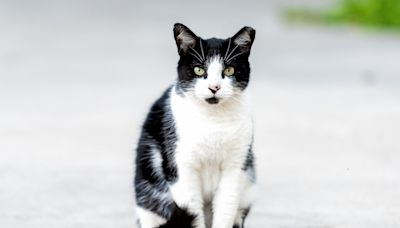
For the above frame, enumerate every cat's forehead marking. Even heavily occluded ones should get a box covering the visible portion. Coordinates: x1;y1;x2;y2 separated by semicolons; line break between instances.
206;55;223;80
206;55;223;66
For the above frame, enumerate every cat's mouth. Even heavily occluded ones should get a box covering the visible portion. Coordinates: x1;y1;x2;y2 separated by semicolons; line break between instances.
205;97;219;104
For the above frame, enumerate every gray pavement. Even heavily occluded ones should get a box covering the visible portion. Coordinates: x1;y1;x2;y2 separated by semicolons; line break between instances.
1;1;400;227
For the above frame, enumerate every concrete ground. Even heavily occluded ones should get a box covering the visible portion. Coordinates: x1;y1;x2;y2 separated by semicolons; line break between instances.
1;0;400;227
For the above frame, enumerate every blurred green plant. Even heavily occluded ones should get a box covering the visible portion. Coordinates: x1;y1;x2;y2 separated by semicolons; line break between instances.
284;0;400;29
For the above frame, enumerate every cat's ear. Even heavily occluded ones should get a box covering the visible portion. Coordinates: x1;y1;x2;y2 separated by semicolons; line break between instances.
231;26;256;53
173;23;198;55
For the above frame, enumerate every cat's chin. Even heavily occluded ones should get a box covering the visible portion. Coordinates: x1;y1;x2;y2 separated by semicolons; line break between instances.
205;97;220;104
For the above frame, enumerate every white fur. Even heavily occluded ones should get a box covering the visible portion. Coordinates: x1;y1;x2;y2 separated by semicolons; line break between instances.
170;81;254;228
205;56;223;90
194;55;236;103
136;207;167;228
151;147;163;175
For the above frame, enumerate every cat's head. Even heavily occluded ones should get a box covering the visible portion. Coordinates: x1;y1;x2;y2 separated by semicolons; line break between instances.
173;23;255;105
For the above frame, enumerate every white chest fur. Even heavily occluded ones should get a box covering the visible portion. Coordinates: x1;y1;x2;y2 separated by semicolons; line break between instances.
170;87;253;201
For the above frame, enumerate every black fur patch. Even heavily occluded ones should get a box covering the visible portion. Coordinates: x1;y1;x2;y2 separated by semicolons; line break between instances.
135;87;179;218
233;207;251;228
242;207;251;227
158;203;196;228
242;145;256;182
243;145;255;171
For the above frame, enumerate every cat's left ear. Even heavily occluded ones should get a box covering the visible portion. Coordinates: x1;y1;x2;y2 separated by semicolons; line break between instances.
231;26;256;53
173;23;198;55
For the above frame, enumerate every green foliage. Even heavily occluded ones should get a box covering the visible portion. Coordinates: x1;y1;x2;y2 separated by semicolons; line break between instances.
284;0;400;29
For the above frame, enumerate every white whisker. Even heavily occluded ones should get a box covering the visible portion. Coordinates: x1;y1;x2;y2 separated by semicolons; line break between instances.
199;38;205;60
224;38;232;61
189;50;203;62
189;47;204;62
226;51;246;63
225;44;240;62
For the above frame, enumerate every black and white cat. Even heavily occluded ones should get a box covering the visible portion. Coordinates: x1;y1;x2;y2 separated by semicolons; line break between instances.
134;23;256;228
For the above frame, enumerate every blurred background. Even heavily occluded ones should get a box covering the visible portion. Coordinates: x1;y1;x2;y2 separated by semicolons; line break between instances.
1;0;399;227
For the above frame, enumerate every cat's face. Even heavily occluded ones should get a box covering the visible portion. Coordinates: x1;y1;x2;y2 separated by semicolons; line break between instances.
173;23;255;105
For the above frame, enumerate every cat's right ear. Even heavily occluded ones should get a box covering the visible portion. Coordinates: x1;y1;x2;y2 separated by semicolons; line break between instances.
173;23;198;55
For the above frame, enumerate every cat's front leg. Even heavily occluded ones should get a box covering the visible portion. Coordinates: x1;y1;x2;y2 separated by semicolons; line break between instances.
170;164;205;228
211;167;244;228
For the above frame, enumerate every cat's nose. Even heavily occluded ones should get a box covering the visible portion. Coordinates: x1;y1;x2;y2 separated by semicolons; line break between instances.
208;85;220;94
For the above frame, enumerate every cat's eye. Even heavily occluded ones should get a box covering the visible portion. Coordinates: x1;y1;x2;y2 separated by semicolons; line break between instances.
194;66;205;76
223;66;235;76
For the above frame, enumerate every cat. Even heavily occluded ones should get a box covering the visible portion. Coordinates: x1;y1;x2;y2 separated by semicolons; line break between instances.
134;23;256;228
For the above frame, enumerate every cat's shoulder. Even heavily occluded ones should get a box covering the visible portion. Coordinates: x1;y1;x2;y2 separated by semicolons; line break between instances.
141;85;174;131
150;85;174;111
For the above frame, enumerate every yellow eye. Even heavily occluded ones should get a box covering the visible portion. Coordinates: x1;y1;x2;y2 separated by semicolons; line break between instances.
194;66;205;76
223;66;235;76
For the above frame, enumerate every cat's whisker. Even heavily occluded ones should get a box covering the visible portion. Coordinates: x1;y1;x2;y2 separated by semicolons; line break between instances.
225;44;239;62
199;38;205;61
189;49;203;62
223;38;232;61
226;51;247;64
189;47;204;62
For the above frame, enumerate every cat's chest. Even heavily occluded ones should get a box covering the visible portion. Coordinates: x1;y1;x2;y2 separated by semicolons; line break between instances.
175;114;247;145
170;92;253;159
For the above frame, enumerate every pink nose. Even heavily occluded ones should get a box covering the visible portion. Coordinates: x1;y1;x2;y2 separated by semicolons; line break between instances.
209;85;220;94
